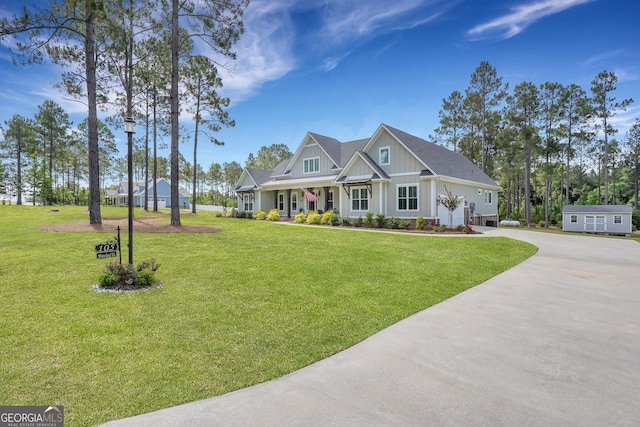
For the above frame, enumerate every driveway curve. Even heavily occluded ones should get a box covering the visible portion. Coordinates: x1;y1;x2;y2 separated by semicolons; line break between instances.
103;229;640;426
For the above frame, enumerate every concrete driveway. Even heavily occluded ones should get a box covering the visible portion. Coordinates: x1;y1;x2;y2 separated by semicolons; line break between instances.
103;229;640;426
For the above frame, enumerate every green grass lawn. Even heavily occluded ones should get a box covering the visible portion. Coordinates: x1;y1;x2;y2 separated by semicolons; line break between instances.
0;205;536;426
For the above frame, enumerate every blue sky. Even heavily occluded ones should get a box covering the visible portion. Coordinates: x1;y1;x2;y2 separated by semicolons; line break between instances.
1;0;639;171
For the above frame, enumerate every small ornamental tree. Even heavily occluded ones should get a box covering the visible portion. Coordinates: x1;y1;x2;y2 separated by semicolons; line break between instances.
440;186;464;227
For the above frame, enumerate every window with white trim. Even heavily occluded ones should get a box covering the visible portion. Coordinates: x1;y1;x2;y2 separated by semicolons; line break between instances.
484;190;492;205
278;193;284;211
303;157;320;174
243;194;252;211
291;193;297;212
379;147;390;165
397;184;418;211
351;187;368;211
570;215;577;223
614;215;622;224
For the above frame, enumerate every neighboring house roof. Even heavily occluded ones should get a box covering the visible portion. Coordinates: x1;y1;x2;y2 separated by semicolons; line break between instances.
563;205;632;213
105;189;119;197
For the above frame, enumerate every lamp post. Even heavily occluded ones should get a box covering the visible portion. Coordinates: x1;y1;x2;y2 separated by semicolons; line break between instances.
124;117;136;265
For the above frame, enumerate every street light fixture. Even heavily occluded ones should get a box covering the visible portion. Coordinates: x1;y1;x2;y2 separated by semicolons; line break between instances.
124;116;136;265
125;117;136;134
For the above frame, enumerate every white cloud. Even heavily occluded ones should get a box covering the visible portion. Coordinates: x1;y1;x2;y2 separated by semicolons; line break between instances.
32;86;89;116
582;49;627;67
217;0;451;100
320;0;449;45
612;67;638;83
467;0;594;40
322;51;352;72
216;0;299;102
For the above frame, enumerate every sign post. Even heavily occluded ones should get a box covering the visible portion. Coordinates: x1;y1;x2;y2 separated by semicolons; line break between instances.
94;226;122;262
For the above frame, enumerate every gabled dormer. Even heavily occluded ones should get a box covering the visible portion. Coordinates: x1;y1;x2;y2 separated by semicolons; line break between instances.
360;124;429;176
276;132;342;179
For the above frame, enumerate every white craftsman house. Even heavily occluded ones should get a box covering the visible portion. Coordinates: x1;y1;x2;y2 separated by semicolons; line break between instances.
235;124;500;226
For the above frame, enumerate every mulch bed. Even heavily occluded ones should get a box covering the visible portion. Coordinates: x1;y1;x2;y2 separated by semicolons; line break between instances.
92;282;164;293
41;213;221;234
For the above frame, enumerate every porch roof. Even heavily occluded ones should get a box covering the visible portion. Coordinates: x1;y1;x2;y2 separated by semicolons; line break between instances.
235;185;256;193
334;173;381;185
261;175;337;189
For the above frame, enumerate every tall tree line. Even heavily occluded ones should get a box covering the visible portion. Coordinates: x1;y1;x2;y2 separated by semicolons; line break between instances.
0;0;249;225
0;102;246;209
434;62;635;225
0;100;117;205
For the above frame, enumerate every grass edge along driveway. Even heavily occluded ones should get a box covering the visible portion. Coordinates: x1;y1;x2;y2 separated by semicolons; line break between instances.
0;206;537;426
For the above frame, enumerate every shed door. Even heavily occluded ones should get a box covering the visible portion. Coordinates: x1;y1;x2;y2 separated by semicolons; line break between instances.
584;215;606;232
585;215;595;231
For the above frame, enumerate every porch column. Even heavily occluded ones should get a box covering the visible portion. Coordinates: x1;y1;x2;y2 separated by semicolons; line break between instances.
286;189;292;218
323;186;330;212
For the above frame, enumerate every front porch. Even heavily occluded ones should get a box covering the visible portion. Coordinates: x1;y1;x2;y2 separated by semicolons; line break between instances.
270;186;339;218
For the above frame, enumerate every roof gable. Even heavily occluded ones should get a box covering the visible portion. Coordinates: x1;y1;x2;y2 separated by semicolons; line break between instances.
309;132;342;167
279;133;341;176
238;123;498;189
339;138;368;168
246;168;273;186
336;151;390;182
381;124;498;187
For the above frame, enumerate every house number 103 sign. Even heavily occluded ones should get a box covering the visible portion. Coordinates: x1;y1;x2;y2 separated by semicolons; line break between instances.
94;226;122;261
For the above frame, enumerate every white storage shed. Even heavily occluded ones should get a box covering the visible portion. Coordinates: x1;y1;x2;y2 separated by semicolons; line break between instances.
562;205;632;236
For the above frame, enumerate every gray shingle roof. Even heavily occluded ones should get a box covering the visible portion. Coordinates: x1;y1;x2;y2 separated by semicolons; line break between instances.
340;139;368;168
243;124;499;188
270;159;289;177
563;205;632;213
246;168;273;185
383;124;498;187
309;133;342;167
358;151;390;179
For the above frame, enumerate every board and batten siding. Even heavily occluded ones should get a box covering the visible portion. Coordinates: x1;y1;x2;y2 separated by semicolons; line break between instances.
290;141;333;178
348;156;374;176
366;132;424;176
435;181;494;216
385;173;422;218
